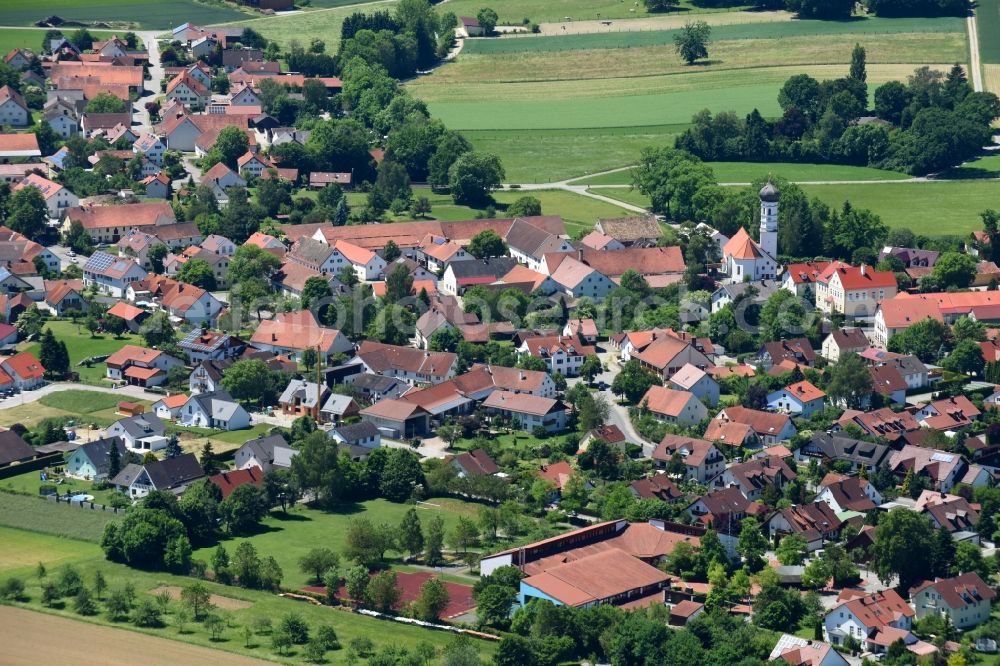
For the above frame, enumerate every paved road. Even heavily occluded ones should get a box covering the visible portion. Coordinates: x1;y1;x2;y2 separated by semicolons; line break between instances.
133;31;164;134
969;13;984;93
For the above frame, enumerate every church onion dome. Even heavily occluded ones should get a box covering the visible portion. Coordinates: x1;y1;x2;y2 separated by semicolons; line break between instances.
759;181;780;202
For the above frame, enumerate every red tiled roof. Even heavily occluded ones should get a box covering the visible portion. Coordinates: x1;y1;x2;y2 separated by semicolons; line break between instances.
3;351;43;380
208;466;264;499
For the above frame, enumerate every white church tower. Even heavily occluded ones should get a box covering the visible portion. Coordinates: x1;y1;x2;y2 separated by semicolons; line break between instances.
758;180;779;258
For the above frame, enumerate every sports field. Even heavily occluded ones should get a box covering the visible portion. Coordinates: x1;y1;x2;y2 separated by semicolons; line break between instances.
0;0;248;28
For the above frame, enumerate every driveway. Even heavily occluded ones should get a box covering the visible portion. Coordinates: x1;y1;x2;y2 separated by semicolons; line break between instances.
134;30;165;134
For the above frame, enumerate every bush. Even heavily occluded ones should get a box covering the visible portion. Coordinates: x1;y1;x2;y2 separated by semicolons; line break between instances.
132;598;163;627
1;577;25;601
279;612;310;644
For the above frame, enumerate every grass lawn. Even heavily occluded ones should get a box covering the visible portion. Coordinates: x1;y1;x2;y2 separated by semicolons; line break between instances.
0;0;248;28
38;390;130;415
214;1;396;49
0;492;117;543
193;498;485;590
466;125;684;183
573;161;909;185
0;526;497;665
493;190;632;235
799;180;1000;235
173;423;273;457
589;188;651;210
938;151;1000;179
461;16;964;54
20;319;154;385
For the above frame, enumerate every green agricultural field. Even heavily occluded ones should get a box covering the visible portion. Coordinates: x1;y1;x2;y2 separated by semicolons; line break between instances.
979;0;1000;63
442;0;746;25
0;525;102;572
798;180;999;235
461;15;965;54
19;319;160;385
436;33;964;85
193;498;483;589
0;493;117;543
465;125;684;183
0;28;125;57
0;526;497;664
0;0;247;28
215;1;396;49
573;161;910;185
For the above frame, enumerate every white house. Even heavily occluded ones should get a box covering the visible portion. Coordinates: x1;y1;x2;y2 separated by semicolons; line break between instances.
234;434;299;473
518;335;597;377
821;328;870;362
766;380;826;418
334;239;386;282
0;85;29;127
83;252;147;298
910;573;996;630
14;174;79;219
639;386;709;427
823;590;916;654
667;364;719;407
548;255;616;301
106;413;168;452
178;391;250;430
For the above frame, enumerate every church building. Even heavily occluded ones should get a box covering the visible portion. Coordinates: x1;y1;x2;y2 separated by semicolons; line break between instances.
722;181;780;282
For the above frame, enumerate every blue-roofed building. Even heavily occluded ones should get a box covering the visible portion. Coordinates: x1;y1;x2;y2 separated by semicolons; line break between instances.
44;146;72;172
83;251;147;298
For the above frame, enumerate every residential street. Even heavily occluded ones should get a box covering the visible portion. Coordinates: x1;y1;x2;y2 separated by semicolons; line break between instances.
134;30;165;135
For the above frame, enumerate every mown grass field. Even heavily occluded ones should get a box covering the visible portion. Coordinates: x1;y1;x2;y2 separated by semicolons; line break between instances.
194;497;483;589
215;1;396;48
461;15;965;54
0;0;248;28
0;493;116;543
464;125;684;183
0;526;497;665
0;28;125;57
574;161;910;185
38;390;125;415
797;181;1000;235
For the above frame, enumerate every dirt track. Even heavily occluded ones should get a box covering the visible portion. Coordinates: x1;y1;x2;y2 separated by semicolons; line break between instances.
537;10;792;35
0;606;274;666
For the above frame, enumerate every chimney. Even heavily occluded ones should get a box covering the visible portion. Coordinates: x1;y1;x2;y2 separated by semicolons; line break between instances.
577;248;582;262
271;333;276;342
860;264;867;276
519;372;525;380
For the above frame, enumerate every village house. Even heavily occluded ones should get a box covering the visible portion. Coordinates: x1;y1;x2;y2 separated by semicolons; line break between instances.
166;72;211;109
483;391;567;433
63;201;178;244
916;395;981;433
628;333;713;379
821;327;870;362
505;218;573;272
816;263;896;318
0;352;44;390
888;445;990;492
141;173;171;199
517;334;596;377
43;279;87;316
179;329;244;364
440;257;518;295
65;437;127;480
563;318;598;346
711;406;796;446
250;309;353;362
234;434;298;473
329;422;381;453
767;501;844;551
447;448;500;478
0;86;29;127
630;473;683;503
106;413;167;452
178;390;250;430
106;301;148;332
14;173;79;219
841;407;920;441
83;251;148;297
105;345;184;388
797;432;892;472
816;473;882;514
823;589;917;655
419;237;472;273
545;255;617;301
335;239;387;282
208;466;264;499
278;379;328;420
451;363;556;399
914;490;981;538
873;296;945;349
652;434;725;483
0;133;40;162
910;573;996;630
111;453;203;498
639;385;709;427
769;635;850;666
360;399;431;439
201;162;247;204
667;363;720;406
767;380;826;418
715;455;797;501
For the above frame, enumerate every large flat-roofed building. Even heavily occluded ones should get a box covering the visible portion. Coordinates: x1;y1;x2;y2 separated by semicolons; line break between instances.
481;519;704;608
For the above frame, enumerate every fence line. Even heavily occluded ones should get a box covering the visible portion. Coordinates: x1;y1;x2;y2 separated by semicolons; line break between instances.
44;492;124;515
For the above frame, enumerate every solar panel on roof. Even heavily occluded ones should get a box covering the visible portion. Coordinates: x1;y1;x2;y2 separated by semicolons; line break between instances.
85;251;116;272
930;452;954;463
